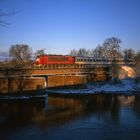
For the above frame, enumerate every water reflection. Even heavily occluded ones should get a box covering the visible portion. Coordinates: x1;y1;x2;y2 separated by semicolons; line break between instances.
0;94;140;140
0;95;138;125
0;100;45;128
133;95;140;117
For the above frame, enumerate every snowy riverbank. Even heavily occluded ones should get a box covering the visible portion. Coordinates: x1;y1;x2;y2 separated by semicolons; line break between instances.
46;79;140;95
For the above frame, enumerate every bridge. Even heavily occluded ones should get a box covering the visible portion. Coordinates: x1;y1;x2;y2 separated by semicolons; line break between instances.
0;62;134;95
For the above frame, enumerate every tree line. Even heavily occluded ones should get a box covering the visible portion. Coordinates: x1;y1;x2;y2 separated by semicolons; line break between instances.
0;37;140;70
0;36;140;92
69;37;139;60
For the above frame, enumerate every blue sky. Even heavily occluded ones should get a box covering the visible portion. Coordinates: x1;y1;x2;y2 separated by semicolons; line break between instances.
0;0;140;54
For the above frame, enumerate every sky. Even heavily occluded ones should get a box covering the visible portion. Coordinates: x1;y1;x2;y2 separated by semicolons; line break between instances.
0;0;140;54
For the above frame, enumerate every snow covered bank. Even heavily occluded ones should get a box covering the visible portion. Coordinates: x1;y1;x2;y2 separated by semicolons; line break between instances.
0;95;47;100
46;79;140;95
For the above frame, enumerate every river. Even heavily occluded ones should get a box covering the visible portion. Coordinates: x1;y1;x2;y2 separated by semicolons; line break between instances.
0;94;140;140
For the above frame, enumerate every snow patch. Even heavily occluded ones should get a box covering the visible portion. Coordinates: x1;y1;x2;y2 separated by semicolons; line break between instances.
0;95;47;100
46;79;140;95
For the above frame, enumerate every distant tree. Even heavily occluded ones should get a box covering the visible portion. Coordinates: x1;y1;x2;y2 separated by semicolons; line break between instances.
122;49;135;59
94;45;104;57
102;37;122;82
9;44;32;67
69;49;78;56
34;48;46;58
86;49;91;57
103;37;122;58
69;37;122;59
77;48;89;57
89;49;95;56
111;58;121;83
69;48;90;57
134;51;140;77
8;44;32;93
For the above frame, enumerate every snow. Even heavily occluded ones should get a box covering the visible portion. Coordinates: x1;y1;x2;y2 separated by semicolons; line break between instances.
95;79;133;92
0;95;47;100
46;79;140;95
47;66;140;95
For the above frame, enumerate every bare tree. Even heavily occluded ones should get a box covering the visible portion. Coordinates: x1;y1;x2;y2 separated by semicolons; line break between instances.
123;49;135;59
8;44;32;93
111;58;121;83
134;51;140;77
69;48;90;57
69;49;78;56
101;37;122;82
77;48;89;57
69;37;122;59
89;49;94;56
34;48;46;58
9;44;32;68
103;37;122;58
94;45;104;57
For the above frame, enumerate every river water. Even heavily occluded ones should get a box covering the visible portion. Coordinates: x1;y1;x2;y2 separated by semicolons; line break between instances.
0;94;140;140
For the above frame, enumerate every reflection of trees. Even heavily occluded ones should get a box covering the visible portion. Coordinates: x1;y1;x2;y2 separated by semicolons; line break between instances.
0;100;46;128
133;95;140;118
83;94;112;113
47;95;121;123
82;94;121;122
1;95;137;130
44;96;85;125
110;96;120;122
